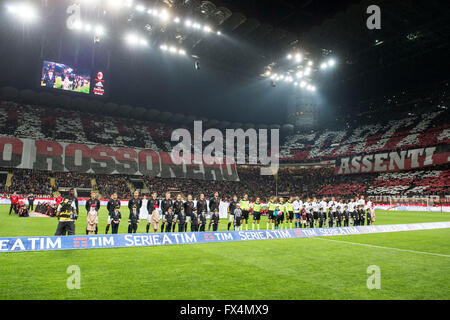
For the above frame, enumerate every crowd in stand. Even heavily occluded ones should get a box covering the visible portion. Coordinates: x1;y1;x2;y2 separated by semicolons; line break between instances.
1;98;448;165
0;84;448;202
1;164;448;202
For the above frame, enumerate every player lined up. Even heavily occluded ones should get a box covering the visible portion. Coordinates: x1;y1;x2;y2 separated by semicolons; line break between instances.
44;190;375;236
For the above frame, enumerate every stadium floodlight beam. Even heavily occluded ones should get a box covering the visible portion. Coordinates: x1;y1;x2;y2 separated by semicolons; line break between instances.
328;58;336;67
287;54;292;60
73;20;83;30
94;25;104;36
84;24;92;32
6;3;38;22
160;44;168;51
126;33;148;47
320;62;328;70
6;4;17;13
203;25;212;33
193;22;201;29
216;31;221;35
135;4;145;12
308;61;313;66
159;9;169;21
295;53;302;62
178;49;186;55
126;34;138;44
185;19;192;27
107;0;123;8
174;17;180;23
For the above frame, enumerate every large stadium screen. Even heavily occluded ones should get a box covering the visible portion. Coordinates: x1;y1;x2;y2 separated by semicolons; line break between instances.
40;60;91;94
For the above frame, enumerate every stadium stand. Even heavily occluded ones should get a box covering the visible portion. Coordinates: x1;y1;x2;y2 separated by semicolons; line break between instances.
0;82;448;201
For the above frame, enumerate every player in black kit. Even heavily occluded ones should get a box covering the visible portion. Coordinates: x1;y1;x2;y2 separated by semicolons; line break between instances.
106;192;120;234
172;194;184;232
160;192;173;233
208;192;220;231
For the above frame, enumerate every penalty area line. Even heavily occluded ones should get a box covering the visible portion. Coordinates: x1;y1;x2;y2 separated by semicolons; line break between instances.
313;237;450;258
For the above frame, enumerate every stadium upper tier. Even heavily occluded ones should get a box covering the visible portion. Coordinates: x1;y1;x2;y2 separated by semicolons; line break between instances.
280;107;448;162
0;100;448;164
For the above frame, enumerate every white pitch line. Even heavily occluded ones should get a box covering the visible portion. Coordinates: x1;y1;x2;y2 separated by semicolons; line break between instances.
314;237;450;258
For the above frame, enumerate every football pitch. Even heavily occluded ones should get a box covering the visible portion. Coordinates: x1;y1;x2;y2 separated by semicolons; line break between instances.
0;205;449;300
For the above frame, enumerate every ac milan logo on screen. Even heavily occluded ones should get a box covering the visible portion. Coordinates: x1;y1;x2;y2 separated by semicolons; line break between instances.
93;70;105;96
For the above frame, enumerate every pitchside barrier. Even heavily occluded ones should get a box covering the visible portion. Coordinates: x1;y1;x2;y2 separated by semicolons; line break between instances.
1;221;449;253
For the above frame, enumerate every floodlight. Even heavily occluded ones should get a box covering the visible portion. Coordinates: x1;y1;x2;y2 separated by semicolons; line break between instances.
136;4;145;12
159;9;169;21
320;62;328;70
8;3;38;22
126;34;138;44
185;20;192;27
328;58;336;67
174;17;180;23
108;0;123;8
178;49;186;55
74;21;83;30
287;54;292;60
94;25;104;36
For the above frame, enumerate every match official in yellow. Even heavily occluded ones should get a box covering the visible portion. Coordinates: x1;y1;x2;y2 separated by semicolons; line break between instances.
240;194;250;231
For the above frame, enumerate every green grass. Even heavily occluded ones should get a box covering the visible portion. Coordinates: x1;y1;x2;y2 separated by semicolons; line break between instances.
0;205;449;300
41;77;90;93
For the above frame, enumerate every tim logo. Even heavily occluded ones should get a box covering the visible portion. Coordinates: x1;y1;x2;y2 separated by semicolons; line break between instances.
293;230;304;237
203;233;215;242
73;237;88;248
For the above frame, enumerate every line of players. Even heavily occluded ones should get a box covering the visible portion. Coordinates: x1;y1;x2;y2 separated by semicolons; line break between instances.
102;192;375;234
102;191;223;234
227;195;375;231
